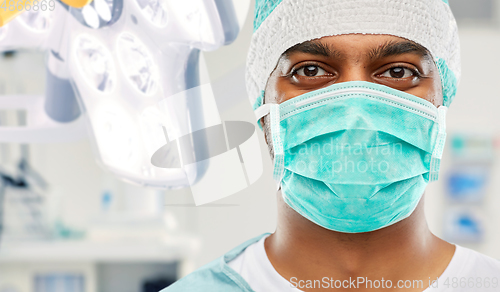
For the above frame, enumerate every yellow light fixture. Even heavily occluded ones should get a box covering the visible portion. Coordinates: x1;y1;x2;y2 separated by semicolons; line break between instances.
0;4;25;27
59;0;93;8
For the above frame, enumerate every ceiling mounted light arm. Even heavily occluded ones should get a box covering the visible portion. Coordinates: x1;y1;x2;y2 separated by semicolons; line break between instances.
0;0;87;143
213;0;240;45
44;0;82;123
0;94;87;143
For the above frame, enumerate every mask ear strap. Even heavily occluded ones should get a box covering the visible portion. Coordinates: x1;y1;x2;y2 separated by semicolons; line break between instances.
269;104;285;190
254;103;272;121
254;103;284;190
429;106;448;182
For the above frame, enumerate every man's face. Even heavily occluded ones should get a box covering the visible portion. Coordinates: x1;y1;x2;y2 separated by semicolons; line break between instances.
262;34;443;154
264;34;442;107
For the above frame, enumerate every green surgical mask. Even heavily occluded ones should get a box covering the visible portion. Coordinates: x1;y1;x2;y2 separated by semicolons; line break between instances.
255;81;447;233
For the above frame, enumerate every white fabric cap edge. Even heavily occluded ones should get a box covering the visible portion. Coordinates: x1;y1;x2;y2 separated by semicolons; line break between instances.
246;0;461;110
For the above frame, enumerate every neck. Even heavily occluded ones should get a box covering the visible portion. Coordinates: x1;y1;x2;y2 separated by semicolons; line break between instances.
265;192;454;290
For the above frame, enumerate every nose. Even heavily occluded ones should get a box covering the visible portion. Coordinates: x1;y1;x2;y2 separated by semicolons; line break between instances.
336;63;372;83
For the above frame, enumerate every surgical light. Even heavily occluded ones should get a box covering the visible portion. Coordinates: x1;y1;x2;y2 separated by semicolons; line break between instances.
134;0;168;27
63;0;260;200
93;103;140;169
94;0;113;22
74;34;116;93
60;0;93;8
81;5;100;28
70;0;122;29
139;106;174;157
18;10;54;32
0;26;7;41
116;32;159;95
0;8;55;53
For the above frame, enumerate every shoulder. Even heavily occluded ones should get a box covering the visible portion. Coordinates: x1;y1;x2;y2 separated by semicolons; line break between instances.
161;233;270;292
454;245;500;277
161;258;244;292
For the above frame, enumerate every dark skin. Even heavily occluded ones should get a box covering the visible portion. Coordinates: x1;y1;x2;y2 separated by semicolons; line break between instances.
261;34;455;291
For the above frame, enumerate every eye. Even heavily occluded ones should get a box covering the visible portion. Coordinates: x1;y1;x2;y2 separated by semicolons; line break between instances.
380;67;416;79
295;65;327;77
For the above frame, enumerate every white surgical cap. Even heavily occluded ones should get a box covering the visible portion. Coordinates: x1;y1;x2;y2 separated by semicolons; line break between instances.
246;0;461;110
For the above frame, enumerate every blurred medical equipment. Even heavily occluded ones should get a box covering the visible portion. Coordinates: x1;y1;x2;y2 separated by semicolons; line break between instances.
447;166;490;202
444;207;485;243
0;160;49;241
0;108;49;243
142;278;175;292
443;133;495;244
34;273;85;292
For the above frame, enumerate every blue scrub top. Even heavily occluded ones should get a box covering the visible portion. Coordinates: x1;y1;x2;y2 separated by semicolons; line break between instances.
161;233;270;292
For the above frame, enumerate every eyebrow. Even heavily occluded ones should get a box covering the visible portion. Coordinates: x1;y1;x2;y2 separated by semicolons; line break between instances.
368;40;430;60
283;41;343;59
282;39;430;60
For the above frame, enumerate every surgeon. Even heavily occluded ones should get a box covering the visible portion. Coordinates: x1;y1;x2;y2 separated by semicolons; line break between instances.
163;0;500;291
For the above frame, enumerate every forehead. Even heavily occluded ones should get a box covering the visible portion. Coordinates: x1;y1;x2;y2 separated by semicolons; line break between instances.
283;34;431;61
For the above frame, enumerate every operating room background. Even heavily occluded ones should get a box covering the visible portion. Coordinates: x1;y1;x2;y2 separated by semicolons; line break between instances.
0;0;499;291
